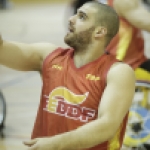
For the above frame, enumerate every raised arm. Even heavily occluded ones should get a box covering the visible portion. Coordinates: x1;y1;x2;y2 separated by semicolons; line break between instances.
113;0;150;32
0;35;58;72
23;63;135;150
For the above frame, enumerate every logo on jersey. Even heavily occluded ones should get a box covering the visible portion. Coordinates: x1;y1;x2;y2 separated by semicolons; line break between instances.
86;74;100;81
44;87;96;122
52;64;63;70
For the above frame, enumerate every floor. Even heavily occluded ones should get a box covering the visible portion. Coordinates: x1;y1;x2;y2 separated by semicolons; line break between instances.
0;2;150;150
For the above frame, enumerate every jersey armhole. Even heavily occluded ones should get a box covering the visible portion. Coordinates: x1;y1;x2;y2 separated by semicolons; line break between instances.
41;47;63;73
102;55;120;86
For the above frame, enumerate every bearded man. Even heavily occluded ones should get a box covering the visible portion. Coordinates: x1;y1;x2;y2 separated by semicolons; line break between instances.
0;1;135;150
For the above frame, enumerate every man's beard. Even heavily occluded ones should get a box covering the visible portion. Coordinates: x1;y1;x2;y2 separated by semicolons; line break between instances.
64;27;95;50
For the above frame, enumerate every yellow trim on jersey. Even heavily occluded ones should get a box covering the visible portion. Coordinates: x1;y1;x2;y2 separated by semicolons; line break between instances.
116;22;133;61
108;124;122;150
135;68;150;81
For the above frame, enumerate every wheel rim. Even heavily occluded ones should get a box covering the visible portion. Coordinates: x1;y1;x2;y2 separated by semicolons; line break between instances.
0;92;6;126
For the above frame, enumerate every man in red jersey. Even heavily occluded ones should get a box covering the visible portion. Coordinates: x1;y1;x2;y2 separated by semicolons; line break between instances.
0;1;135;150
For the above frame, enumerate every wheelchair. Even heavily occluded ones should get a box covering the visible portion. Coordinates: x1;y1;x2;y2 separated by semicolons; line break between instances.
123;68;150;150
0;90;6;137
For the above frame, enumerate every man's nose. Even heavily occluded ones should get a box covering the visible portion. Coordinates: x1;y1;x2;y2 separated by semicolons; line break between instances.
69;15;76;25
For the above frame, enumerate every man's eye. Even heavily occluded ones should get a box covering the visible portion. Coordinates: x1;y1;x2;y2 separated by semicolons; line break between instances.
79;14;85;20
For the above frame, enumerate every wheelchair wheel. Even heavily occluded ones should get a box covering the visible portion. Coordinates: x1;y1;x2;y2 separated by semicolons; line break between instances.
123;81;150;150
0;90;6;137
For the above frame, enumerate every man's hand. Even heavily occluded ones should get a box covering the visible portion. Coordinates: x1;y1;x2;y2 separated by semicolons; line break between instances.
23;138;56;150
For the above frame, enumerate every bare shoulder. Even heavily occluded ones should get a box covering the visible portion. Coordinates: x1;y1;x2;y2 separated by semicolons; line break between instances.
30;42;59;60
113;0;139;15
107;62;135;84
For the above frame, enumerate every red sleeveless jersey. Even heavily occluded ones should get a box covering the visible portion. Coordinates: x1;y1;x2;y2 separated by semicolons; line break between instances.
31;48;128;150
104;0;147;69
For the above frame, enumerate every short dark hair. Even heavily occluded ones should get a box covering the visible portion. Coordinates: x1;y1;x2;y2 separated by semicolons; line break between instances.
86;1;119;45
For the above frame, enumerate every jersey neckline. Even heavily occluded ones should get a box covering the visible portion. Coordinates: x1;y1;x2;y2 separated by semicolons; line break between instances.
69;49;108;71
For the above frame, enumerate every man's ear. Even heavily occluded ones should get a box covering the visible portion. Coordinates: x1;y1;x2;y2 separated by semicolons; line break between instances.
94;27;107;38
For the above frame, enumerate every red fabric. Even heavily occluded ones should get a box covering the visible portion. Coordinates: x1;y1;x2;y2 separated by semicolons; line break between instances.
107;0;147;69
31;48;128;150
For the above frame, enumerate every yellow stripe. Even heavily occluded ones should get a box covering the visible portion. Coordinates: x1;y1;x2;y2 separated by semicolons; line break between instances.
135;68;150;81
116;22;133;61
124;134;150;147
108;124;123;150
